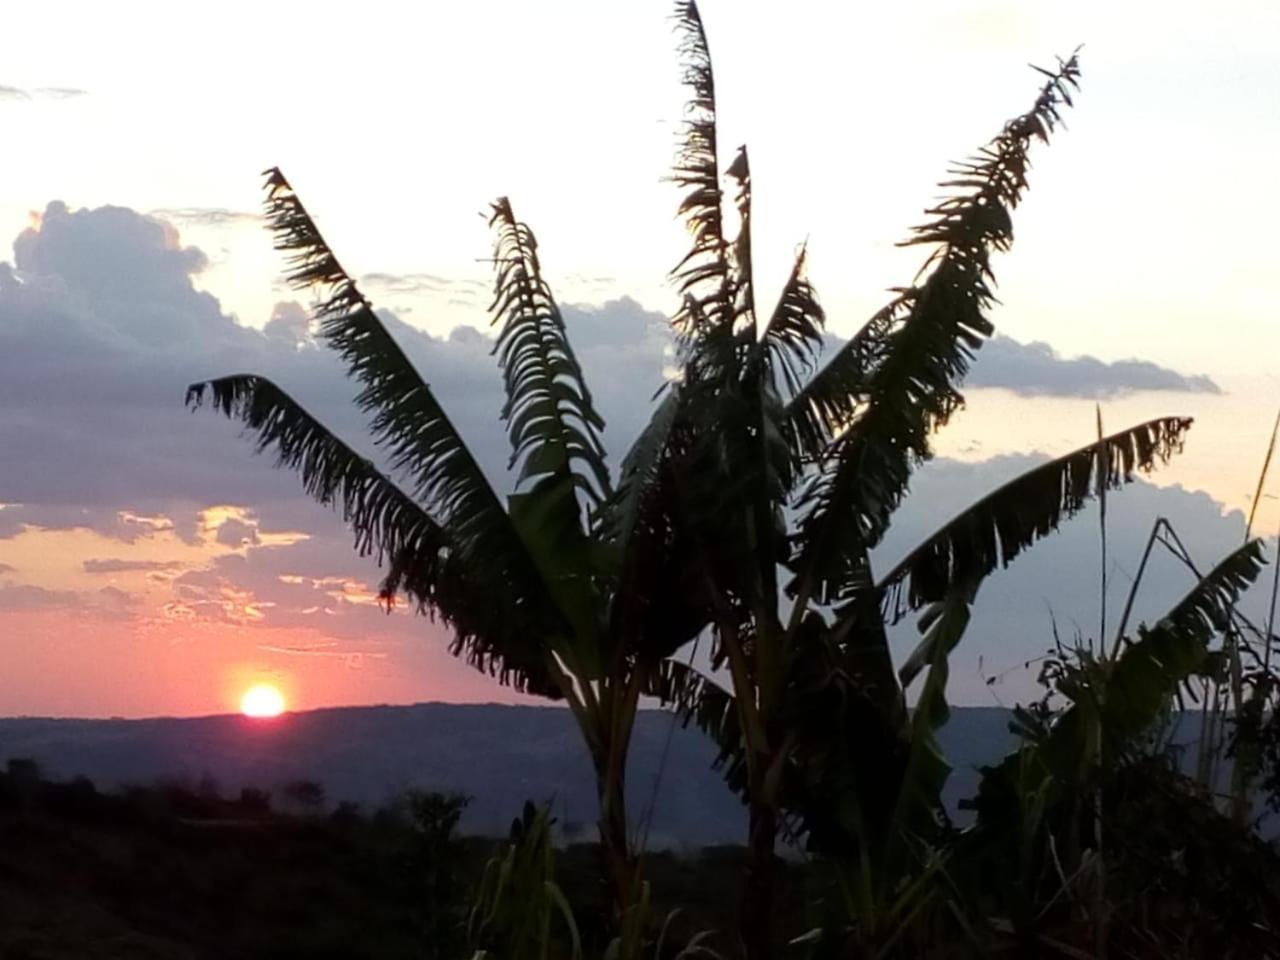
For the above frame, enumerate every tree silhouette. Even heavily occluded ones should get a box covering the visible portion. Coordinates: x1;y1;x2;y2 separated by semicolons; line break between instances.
283;778;326;813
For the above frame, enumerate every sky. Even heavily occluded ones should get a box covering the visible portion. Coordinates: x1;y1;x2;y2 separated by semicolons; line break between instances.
0;0;1278;718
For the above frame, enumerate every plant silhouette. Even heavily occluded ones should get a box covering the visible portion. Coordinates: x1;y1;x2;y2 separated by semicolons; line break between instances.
187;3;1207;952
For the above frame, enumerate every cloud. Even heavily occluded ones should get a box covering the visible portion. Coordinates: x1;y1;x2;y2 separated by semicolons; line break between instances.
817;331;1220;399
873;453;1258;704
146;208;262;228
360;272;459;295
35;87;88;100
0;563;15;575
98;585;137;607
0;198;1257;713
358;272;487;316
0;583;81;609
0;505;191;542
256;641;387;667
0;202;330;519
0;202;670;529
966;335;1221;397
262;300;311;342
213;517;260;548
83;558;184;574
0;85;87;101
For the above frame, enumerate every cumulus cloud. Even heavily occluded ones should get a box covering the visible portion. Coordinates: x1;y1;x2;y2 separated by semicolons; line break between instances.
262;300;311;343
0;202;349;519
0;201;669;529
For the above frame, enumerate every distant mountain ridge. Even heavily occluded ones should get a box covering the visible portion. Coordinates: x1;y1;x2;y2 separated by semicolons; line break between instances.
0;703;1018;847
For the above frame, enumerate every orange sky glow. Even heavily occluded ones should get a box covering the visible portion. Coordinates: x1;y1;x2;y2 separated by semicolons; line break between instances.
0;505;532;717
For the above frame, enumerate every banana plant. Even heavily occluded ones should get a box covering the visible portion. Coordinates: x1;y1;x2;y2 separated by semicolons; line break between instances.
643;7;1203;957
187;4;1195;955
187;175;686;912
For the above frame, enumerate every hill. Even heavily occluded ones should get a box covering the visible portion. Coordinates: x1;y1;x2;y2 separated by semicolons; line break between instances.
0;703;1018;845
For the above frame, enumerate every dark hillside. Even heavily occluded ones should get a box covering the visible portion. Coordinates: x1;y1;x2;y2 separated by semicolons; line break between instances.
0;704;1019;846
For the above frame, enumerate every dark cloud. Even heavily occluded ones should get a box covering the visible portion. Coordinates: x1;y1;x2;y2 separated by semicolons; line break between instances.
967;335;1221;397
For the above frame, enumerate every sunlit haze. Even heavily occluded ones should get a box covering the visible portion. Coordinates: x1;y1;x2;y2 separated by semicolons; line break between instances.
240;683;286;718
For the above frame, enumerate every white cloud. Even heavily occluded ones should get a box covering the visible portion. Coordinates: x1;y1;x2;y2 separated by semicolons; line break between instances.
0;85;87;102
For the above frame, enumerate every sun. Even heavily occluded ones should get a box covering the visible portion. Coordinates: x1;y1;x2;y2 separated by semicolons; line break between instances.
240;683;286;718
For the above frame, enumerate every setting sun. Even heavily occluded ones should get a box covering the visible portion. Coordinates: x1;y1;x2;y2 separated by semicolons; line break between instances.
240;683;286;718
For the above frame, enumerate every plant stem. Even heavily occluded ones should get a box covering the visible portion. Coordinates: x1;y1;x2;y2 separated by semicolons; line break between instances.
1245;407;1280;541
1111;517;1166;659
1093;404;1108;960
1265;520;1280;684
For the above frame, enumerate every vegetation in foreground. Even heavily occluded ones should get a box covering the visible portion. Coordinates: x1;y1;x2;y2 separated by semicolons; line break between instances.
0;762;797;960
176;1;1280;957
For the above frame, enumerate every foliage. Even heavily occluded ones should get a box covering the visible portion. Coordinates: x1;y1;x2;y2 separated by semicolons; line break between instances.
957;538;1276;956
408;790;471;960
284;778;326;811
468;802;583;960
0;766;478;959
